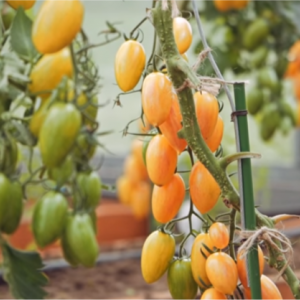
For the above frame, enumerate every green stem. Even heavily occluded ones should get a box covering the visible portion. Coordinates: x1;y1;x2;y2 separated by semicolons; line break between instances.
129;17;148;38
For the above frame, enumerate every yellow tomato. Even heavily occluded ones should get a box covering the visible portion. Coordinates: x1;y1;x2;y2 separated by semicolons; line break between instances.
6;0;35;10
173;17;193;54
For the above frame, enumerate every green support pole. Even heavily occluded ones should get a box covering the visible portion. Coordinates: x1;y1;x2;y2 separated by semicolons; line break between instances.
234;83;262;299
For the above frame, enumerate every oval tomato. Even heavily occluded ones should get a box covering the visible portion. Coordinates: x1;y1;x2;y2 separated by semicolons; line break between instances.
167;258;198;299
6;0;35;10
205;115;224;153
29;48;73;100
131;181;151;220
32;0;84;54
142;72;173;126
146;134;177;186
194;91;219;140
173;17;193;54
61;232;80;267
32;191;68;248
141;230;175;283
231;0;249;9
73;132;97;162
206;252;238;295
0;174;11;228
115;40;146;92
124;154;148;183
116;175;137;205
152;173;185;224
201;287;227;299
208;222;229;250
39;103;81;168
189;161;221;214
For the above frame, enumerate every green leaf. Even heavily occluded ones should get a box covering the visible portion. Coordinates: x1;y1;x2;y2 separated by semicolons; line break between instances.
1;242;48;299
10;7;37;61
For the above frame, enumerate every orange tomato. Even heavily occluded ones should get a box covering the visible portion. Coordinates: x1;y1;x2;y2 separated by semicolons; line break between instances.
146;134;177;186
189;161;221;214
159;95;187;154
124;154;148;183
131;181;151;220
142;72;173;126
152;173;185;224
173;17;193;54
208;222;229;250
293;72;300;100
213;0;232;12
231;0;249;9
6;0;35;10
285;41;300;78
205;115;224;153
237;245;264;287
138;116;151;133
244;275;283;299
115;40;146;92
201;287;227;299
116;175;136;205
206;252;238;295
194;91;219;140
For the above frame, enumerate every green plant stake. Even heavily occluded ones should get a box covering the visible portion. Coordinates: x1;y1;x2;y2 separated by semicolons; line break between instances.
234;83;262;299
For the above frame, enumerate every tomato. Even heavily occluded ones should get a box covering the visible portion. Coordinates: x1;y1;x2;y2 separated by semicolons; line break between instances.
0;134;18;176
189;161;221;214
250;46;268;68
146;134;177;186
206;252;238;295
244;275;282;299
0;174;11;229
116;175;136;205
64;213;99;267
124;154;148;183
73;132;96;162
173;17;193;54
237;245;264;288
1;3;16;30
32;0;84;54
257;67;278;91
191;233;214;289
61;232;80;267
152;173;185;224
39;103;81;168
131;181;151;219
32;191;68;248
159;95;187;154
131;138;145;167
194;91;219;140
142;72;173;127
114;40;146;92
141;230;175;283
285;41;300;78
213;0;232;12
260;104;281;141
205;115;223;153
231;0;249;9
167;258;198;299
293;72;300;100
201;287;227;299
208;222;229;250
29;48;73;100
247;89;264;116
74;171;102;209
6;0;35;10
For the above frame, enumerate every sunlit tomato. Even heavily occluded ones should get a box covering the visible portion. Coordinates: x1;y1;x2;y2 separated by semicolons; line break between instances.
146;134;177;186
159;95;187;154
142;72;173;126
29;48;73;100
39;103;81;168
173;17;192;54
194;91;219;140
141;230;175;283
201;287;227;299
167;258;198;299
124;154;148;183
237;245;264;287
208;222;229;250
115;40;146;92
191;233;214;289
131;181;151;220
32;0;84;54
152;173;185;224
213;0;232;12
285;41;300;78
189;161;221;214
116;175;136;205
244;275;283;299
205;115;224;153
206;252;238;295
6;0;35;10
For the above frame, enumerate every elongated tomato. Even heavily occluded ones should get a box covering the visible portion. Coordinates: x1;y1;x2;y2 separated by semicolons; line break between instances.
173;17;193;54
205;115;224;153
208;222;229;250
131;181;151;220
189;161;221;214
115;40;146;92
159;95;187;154
116;175;136;205
146;134;177;186
142;72;173;126
124;154;148;183
194;91;219;139
201;287;227;299
152;174;185;223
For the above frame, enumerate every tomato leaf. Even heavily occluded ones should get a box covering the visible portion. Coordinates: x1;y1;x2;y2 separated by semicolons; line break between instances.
1;242;48;299
10;7;38;61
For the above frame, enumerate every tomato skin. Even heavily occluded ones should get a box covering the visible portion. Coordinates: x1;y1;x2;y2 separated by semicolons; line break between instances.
173;17;193;54
201;287;227;299
206;252;238;295
61;232;80;267
64;213;99;267
124;154;148;183
205;115;224;153
115;40;146;92
39;103;82;168
29;48;73;100
208;222;229;250
116;175;136;205
146;134;177;186
213;0;232;12
32;191;68;248
285;41;300;78
152;173;185;224
6;0;35;10
167;258;198;299
189;161;221;214
0;134;18;176
141;230;175;284
142;73;173;127
131;181;151;220
0;174;11;228
32;0;84;54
